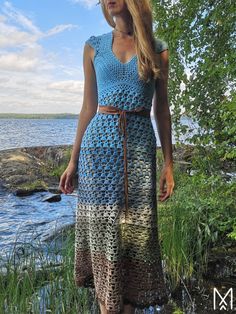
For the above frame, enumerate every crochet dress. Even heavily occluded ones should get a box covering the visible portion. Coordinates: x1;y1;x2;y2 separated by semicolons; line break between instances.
74;30;169;313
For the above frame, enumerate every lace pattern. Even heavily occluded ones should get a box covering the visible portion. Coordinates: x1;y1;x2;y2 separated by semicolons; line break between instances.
74;31;169;312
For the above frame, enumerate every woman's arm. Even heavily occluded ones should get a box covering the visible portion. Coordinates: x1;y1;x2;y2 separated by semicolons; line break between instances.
153;49;173;167
69;41;98;166
153;49;175;201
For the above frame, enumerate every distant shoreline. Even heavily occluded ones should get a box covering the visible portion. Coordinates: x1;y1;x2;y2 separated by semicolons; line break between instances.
0;113;79;119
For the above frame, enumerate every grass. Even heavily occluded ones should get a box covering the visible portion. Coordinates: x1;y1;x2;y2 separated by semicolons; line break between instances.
156;148;236;290
43;147;73;180
0;227;99;314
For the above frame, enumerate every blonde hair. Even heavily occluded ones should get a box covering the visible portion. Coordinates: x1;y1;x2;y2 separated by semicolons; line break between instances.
99;0;161;82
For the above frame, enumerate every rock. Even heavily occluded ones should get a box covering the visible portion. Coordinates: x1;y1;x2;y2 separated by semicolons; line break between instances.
22;145;72;167
14;187;47;196
0;145;73;192
42;194;61;202
6;174;32;185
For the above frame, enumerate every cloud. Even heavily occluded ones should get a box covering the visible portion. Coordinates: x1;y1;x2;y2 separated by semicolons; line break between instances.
0;14;7;23
3;1;42;35
48;80;83;92
69;0;100;9
0;43;54;72
0;2;79;73
45;24;77;37
0;53;39;71
0;73;84;114
0;2;84;113
0;22;38;48
0;3;78;49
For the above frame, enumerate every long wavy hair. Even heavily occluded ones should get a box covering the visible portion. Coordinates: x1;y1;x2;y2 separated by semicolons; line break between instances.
98;0;161;83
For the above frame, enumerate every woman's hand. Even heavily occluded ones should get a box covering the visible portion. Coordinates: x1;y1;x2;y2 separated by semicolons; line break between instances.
158;163;175;202
59;161;77;194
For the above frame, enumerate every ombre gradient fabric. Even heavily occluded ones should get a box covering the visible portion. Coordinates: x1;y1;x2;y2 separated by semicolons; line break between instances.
74;31;169;313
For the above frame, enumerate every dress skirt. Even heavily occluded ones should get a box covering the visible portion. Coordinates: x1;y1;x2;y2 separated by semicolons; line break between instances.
74;111;169;313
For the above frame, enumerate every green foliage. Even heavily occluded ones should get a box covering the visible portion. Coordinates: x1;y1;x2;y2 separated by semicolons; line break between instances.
152;0;236;163
44;147;73;179
157;162;236;289
227;224;236;240
0;226;98;313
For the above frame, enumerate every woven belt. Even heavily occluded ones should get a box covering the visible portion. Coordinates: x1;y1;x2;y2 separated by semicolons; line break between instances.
98;105;151;219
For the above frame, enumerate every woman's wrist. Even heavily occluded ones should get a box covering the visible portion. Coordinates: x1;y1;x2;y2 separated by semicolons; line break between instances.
69;150;80;166
163;159;173;167
69;158;78;166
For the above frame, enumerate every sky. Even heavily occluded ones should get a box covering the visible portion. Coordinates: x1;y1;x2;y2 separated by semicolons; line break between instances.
0;0;111;114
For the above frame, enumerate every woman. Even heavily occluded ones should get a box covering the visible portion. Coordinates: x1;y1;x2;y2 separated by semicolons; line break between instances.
59;0;175;313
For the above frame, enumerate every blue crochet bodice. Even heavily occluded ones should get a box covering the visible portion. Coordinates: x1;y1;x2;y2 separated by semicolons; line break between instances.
85;31;168;111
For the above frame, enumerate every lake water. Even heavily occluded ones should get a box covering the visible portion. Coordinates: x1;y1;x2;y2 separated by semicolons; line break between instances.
0;116;197;151
0;117;198;264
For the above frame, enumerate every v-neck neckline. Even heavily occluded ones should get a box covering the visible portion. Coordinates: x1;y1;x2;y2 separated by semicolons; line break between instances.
109;31;137;65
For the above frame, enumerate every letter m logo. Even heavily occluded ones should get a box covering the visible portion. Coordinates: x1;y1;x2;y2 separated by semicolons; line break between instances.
213;287;233;310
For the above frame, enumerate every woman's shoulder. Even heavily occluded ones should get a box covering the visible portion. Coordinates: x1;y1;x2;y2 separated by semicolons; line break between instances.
84;32;110;60
84;34;104;58
154;37;169;54
85;32;108;47
85;34;100;48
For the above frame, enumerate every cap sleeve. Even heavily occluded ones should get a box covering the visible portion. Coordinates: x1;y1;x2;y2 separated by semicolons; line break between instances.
85;35;99;58
155;38;168;54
